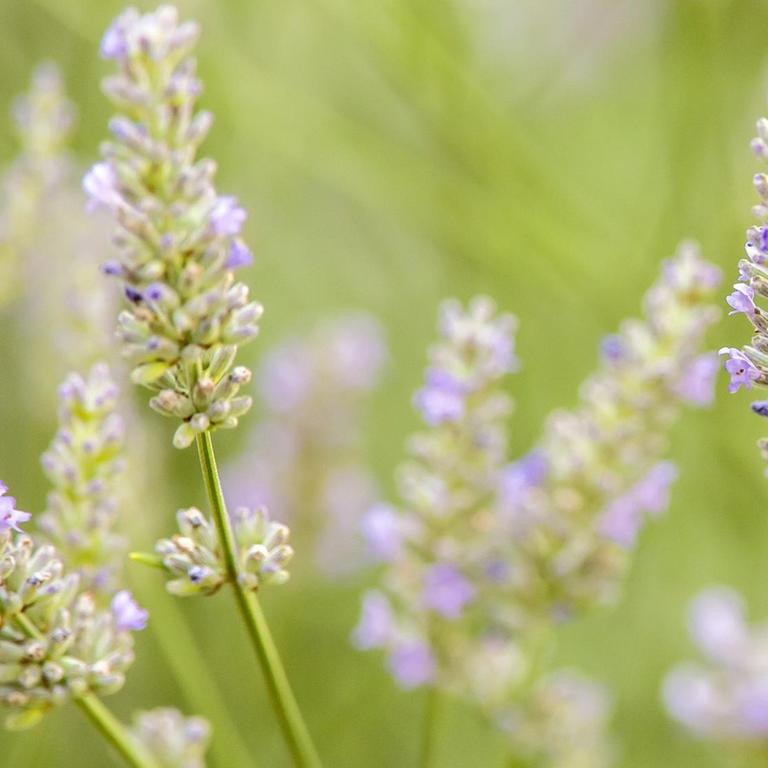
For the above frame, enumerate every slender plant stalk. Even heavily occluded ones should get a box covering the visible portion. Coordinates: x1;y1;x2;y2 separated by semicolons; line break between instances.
13;613;154;768
75;694;158;768
196;431;322;768
419;685;439;768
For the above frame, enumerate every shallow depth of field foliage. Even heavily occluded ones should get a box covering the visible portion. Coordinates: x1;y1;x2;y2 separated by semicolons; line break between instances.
0;0;766;766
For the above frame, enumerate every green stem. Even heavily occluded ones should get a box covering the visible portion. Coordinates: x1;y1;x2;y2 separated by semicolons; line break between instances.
419;685;439;768
75;694;158;768
196;431;322;768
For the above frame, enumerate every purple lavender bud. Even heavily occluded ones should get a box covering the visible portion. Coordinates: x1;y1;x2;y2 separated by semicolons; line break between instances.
209;195;246;237
360;503;405;562
388;642;436;689
599;334;624;362
500;451;549;504
0;483;30;533
422;563;476;619
352;591;394;650
662;666;717;736
719;347;761;393
111;590;148;632
226;239;253;269
727;283;757;316
674;354;719;406
752;400;768;417
413;369;465;426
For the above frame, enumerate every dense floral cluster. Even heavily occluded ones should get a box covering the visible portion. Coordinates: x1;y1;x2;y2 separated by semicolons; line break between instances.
499;242;721;616
224;313;387;576
355;297;517;689
152;505;293;596
0;491;144;729
38;364;126;593
130;707;211;768
84;5;261;449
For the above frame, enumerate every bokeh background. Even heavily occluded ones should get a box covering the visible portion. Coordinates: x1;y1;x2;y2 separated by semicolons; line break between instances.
0;0;765;765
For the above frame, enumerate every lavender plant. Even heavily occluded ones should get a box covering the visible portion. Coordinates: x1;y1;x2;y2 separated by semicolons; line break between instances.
661;85;768;764
223;312;387;577
85;7;319;765
129;708;211;768
664;588;768;755
357;245;720;765
38;364;126;594
0;63;74;307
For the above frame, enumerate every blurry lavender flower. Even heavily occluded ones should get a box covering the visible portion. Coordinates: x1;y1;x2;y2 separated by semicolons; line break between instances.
85;5;262;449
354;297;517;691
150;505;293;597
223;313;387;576
0;63;74;306
0;483;30;533
500;242;720;612
663;587;768;746
130;708;211;768
497;671;616;768
38;365;126;594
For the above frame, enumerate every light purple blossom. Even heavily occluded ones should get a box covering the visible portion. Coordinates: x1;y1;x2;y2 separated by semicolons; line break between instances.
423;563;476;619
0;482;30;533
112;590;148;632
82;162;122;213
352;591;394;650
414;369;465;426
719;347;761;393
388;642;436;689
688;588;748;665
500;451;549;505
674;353;719;406
727;283;757;316
209;195;246;237
100;9;135;59
226;239;253;269
599;334;624;362
360;503;405;562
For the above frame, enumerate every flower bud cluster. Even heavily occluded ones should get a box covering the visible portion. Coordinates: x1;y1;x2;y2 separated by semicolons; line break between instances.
355;297;517;690
0;63;75;307
223;313;387;576
130;707;211;768
153;505;293;597
84;5;262;448
663;588;768;747
500;243;721;615
0;502;144;729
497;671;615;768
38;364;126;593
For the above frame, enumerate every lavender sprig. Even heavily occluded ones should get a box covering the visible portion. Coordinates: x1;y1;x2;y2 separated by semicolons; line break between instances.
663;588;768;750
501;242;721;615
38;364;126;594
355;297;517;690
223;313;387;576
84;5;261;450
0;63;74;307
88;8;320;765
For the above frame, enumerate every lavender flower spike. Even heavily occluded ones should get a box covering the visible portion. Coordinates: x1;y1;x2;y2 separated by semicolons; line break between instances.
85;5;262;448
354;297;517;691
500;242;721;613
663;587;768;747
0;482;137;730
38;364;126;594
721;110;768;400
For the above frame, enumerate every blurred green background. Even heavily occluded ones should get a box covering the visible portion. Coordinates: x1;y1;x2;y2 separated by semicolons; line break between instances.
0;0;766;765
